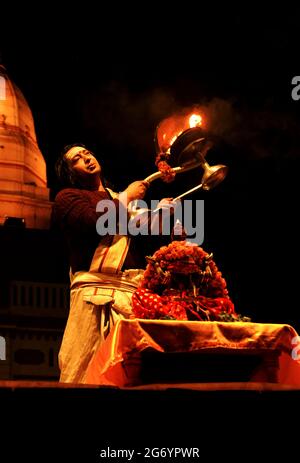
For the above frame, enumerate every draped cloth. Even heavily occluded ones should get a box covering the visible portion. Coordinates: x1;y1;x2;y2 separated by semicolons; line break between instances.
85;319;300;387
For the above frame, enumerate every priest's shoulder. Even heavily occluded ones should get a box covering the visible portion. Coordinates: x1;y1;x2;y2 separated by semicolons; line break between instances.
54;188;85;204
54;188;96;202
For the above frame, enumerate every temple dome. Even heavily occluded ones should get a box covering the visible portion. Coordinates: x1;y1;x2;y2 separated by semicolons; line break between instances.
0;66;51;229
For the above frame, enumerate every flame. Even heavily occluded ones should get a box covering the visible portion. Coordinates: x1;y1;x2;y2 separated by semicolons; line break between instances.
157;109;203;154
189;114;202;128
169;133;181;146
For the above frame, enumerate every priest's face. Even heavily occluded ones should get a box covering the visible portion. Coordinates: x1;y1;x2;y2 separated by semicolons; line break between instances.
65;146;101;180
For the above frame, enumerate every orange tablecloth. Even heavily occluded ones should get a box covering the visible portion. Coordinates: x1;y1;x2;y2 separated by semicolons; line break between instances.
85;320;300;387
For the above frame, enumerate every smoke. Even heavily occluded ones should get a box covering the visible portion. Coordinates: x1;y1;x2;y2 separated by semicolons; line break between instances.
82;83;300;168
181;97;300;162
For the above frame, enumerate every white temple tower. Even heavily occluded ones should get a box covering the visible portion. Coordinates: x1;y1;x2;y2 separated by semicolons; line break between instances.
0;65;51;229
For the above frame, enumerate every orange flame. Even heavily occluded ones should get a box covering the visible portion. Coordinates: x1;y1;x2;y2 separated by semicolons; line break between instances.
189;114;202;128
157;110;203;154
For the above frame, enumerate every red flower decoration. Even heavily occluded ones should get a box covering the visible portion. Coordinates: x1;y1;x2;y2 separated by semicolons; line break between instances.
132;241;248;322
155;153;176;183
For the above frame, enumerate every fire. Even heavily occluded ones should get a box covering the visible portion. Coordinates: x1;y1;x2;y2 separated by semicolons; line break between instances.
189;114;202;128
157;110;203;154
167;114;202;148
169;134;181;146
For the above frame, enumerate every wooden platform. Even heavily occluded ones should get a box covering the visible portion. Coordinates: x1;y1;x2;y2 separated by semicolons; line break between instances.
1;379;300;462
1;379;299;462
1;379;300;390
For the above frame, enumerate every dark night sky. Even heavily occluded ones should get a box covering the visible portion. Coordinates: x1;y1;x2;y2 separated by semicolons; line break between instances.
1;7;300;328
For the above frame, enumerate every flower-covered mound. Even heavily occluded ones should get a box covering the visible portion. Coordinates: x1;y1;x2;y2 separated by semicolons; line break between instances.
132;241;249;322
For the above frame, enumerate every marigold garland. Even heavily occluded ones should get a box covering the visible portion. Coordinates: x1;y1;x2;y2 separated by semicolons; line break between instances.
155;152;176;183
132;240;250;322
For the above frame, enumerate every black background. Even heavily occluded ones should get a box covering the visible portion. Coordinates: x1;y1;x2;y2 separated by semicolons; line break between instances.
1;6;299;326
1;5;300;459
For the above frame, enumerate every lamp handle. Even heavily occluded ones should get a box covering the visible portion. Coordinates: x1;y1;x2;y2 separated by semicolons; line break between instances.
173;183;203;201
144;159;202;183
144;166;183;183
150;183;204;214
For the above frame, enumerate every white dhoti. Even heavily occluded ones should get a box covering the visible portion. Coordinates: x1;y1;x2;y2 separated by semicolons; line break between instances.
58;269;144;383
